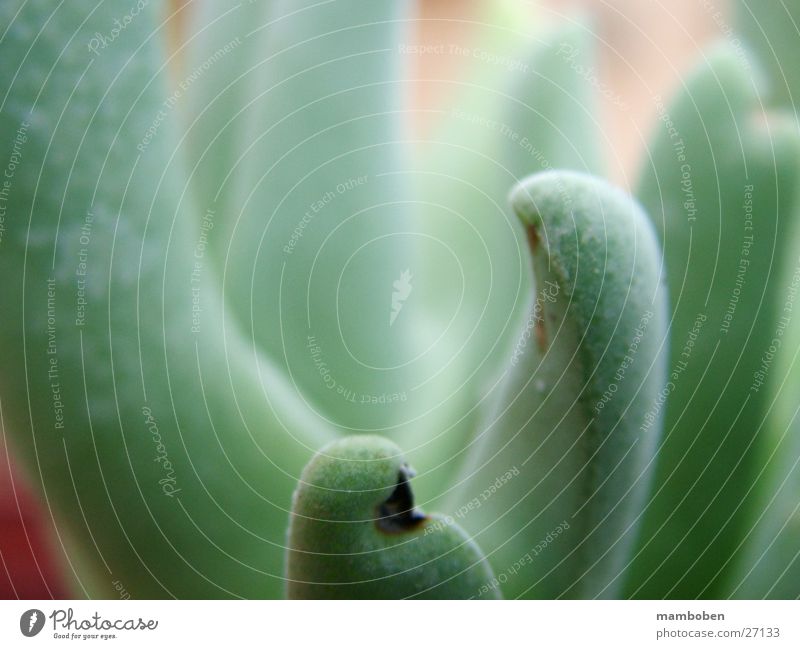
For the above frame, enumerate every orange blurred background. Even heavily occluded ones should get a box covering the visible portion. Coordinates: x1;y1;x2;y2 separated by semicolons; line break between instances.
1;0;728;599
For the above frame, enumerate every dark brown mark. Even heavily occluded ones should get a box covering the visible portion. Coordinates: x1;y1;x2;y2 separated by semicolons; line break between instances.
535;317;547;352
527;223;548;351
527;224;540;253
375;467;428;534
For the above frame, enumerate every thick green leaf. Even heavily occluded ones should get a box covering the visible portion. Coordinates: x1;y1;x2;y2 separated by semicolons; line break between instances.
628;44;800;598
182;1;420;435
180;0;271;221
726;227;800;598
449;170;667;598
286;436;499;598
0;1;334;598
178;0;474;547
408;16;605;491
736;0;800;109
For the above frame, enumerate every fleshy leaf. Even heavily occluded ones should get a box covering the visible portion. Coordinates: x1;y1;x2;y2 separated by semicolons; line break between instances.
628;44;800;597
0;1;334;598
736;0;800;109
181;1;419;434
726;194;800;598
286;436;499;599
407;15;605;480
449;170;668;598
180;0;272;221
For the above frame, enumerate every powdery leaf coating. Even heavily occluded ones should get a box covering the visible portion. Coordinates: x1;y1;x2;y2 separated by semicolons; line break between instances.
453;170;668;598
0;0;334;598
630;44;800;598
287;436;500;599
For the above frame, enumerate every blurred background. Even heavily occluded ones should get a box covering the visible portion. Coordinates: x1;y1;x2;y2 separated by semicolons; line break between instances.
0;0;730;599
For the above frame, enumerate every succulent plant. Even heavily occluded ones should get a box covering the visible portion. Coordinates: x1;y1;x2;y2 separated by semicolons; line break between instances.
287;435;498;598
1;0;799;599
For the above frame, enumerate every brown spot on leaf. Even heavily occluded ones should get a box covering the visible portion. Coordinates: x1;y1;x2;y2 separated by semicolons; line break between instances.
535;316;547;352
375;467;428;535
527;224;540;253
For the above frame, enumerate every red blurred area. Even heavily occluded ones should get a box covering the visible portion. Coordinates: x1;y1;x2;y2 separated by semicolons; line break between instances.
0;446;69;599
